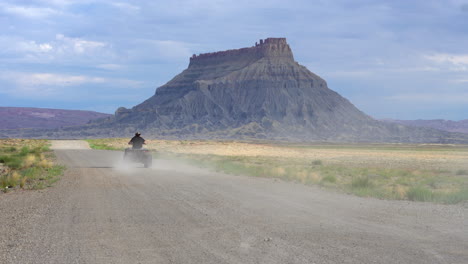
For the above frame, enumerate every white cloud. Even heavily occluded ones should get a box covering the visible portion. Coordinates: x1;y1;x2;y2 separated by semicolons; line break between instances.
110;2;140;12
0;34;110;63
423;53;468;72
0;72;143;98
11;35;107;56
1;3;61;18
1;72;105;87
55;34;107;54
425;53;468;66
38;0;75;7
17;41;54;53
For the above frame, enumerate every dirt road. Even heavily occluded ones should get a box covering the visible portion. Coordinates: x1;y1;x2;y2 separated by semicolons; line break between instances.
0;140;466;263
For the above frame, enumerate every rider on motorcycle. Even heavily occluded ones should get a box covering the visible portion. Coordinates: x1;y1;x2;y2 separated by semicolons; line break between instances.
128;132;145;149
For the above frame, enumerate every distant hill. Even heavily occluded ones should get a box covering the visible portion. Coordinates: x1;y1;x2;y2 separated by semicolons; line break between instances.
381;119;468;134
0;107;112;130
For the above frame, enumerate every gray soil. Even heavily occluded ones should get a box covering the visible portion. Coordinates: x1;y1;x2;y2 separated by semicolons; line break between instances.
0;140;466;263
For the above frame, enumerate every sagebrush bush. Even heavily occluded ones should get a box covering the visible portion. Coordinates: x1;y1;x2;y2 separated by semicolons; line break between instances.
407;186;433;202
321;175;336;183
351;177;374;189
24;154;36;167
311;160;323;166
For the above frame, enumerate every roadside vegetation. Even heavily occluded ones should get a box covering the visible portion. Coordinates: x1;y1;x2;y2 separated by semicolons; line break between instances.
85;139;122;150
87;138;468;204
0;139;64;192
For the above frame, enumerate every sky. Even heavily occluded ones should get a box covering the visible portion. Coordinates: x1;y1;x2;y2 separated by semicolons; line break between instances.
0;0;467;120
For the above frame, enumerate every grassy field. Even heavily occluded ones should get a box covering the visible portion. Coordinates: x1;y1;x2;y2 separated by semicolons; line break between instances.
0;139;65;192
87;138;468;204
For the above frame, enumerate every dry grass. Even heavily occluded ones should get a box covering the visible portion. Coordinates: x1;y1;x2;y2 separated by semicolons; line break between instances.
0;139;64;191
87;138;468;203
88;138;468;170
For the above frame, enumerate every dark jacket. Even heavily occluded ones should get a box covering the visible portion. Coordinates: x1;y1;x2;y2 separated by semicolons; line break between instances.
129;135;145;149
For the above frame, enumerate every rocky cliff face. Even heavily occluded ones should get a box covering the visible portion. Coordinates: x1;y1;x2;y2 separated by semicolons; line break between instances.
111;38;373;140
5;38;468;143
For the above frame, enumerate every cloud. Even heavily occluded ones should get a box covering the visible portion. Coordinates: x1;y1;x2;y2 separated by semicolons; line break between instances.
11;35;107;55
55;34;107;54
0;34;111;64
109;2;140;12
17;41;54;53
1;72;105;87
0;72;143;98
425;53;468;66
0;3;61;18
424;53;468;72
37;0;75;7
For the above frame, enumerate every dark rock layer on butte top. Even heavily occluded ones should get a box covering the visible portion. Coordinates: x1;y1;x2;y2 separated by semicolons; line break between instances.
7;38;468;143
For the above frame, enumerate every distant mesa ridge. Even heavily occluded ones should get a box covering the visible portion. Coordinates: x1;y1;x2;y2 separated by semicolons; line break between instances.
0;107;111;130
381;119;468;134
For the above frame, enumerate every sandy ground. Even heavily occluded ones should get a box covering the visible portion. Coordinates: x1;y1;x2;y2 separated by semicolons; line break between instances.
50;140;91;150
0;140;466;263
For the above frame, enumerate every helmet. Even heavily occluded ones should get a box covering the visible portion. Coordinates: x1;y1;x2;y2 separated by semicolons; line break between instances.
135;132;141;136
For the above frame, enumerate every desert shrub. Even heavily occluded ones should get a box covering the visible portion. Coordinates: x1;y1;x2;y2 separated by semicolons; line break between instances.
1;172;21;188
19;146;30;156
40;145;50;152
351;176;374;189
24;154;36;167
321;175;336;183
436;189;468;204
7;147;17;152
311;160;323;166
0;176;7;189
0;155;9;163
455;170;468;176
407;186;433;202
392;185;407;199
20;177;27;188
0;156;23;169
395;177;412;186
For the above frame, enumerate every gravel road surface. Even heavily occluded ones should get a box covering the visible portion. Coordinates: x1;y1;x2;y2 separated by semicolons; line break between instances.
0;140;466;263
